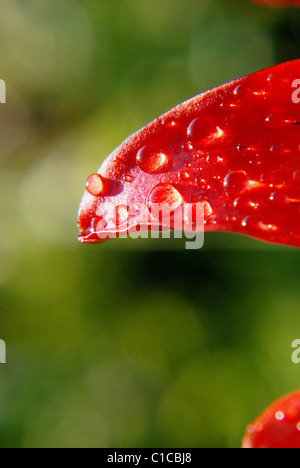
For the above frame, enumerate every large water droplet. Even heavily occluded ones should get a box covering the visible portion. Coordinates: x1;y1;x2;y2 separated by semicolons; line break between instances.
85;173;104;196
148;185;183;210
224;171;249;196
187;117;222;143
92;216;108;232
136;146;167;173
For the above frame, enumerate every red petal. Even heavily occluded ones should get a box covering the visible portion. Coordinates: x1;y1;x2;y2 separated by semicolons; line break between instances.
78;60;300;247
253;0;300;6
242;390;300;449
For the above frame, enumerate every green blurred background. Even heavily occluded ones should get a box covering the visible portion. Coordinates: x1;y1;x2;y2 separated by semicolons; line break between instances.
1;0;300;448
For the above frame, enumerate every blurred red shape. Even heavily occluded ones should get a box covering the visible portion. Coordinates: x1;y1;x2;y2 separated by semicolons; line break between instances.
242;390;300;448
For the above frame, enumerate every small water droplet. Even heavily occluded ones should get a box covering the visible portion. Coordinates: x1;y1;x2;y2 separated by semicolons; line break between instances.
224;171;249;196
270;191;288;206
148;185;182;211
233;197;252;211
136;146;167;173
92;216;108;232
247;425;256;435
265;113;290;128
241;216;277;232
275;411;285;422
233;84;252;100
187;117;222;143
206;155;224;165
86;173;104;196
180;171;190;181
293;170;300;182
124;175;134;183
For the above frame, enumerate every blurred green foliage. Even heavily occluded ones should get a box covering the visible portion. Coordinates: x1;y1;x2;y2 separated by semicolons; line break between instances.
0;0;300;448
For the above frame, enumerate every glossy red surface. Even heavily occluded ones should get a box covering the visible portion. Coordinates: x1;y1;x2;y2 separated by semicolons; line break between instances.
242;390;300;448
78;60;300;247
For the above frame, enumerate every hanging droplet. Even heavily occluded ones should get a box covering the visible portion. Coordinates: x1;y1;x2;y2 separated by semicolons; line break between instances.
136;146;168;173
85;173;104;196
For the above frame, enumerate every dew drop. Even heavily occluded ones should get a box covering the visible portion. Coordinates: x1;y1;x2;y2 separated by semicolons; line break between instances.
85;173;104;196
180;171;190;181
187;117;221;143
224;171;249;196
206;155;224;165
265;113;289;128
136;146;167;173
275;411;285;422
92;216;108;232
270;191;288;206
233;197;250;211
247;425;256;435
241;216;277;232
148;185;183;210
293;170;300;182
233;84;252;101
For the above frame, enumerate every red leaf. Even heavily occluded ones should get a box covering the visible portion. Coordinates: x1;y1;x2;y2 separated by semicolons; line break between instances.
253;0;300;6
78;60;300;247
242;390;300;448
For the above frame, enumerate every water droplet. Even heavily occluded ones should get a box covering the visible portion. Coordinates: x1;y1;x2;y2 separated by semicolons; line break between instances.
148;185;183;210
85;173;104;196
275;411;285;422
180;171;190;181
247;425;256;435
187;117;222;143
124;175;134;183
241;216;277;232
224;171;249;196
206;155;224;164
233;84;252;101
265;113;290;128
270;191;288;206
293;170;300;182
233;197;252;211
92;216;107;232
136;146;167;173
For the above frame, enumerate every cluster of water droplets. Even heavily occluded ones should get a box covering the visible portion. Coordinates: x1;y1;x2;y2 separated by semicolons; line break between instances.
83;78;300;240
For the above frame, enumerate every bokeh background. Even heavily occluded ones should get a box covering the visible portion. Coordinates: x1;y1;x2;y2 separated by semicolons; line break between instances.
0;0;300;448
